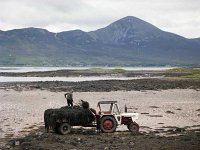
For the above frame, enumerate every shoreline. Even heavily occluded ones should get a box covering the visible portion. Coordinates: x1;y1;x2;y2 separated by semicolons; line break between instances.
0;79;200;92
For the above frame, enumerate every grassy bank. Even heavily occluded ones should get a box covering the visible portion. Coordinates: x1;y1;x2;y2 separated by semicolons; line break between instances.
167;68;200;81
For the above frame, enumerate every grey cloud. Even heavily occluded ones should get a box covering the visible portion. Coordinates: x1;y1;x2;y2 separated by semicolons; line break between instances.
0;0;199;38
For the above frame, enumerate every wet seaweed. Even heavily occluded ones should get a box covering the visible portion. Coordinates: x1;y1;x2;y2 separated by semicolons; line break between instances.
44;101;96;132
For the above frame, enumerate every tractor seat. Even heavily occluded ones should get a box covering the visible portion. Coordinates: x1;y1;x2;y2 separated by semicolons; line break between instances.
102;111;111;114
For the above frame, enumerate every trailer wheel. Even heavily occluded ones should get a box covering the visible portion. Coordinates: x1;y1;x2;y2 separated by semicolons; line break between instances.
101;116;117;133
59;123;71;135
128;122;139;134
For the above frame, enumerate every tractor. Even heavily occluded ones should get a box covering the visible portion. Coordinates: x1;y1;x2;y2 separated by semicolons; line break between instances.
97;101;139;133
44;100;139;134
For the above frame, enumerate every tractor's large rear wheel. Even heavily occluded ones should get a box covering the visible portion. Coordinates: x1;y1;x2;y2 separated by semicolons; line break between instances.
101;116;117;133
58;123;71;135
127;122;139;134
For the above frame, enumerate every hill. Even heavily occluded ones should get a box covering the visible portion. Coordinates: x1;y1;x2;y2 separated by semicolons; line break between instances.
0;16;200;66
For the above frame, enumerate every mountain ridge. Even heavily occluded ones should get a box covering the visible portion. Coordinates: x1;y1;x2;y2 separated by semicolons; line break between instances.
0;16;200;66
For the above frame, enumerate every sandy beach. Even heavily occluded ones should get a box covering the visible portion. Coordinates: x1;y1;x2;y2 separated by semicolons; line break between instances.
1;89;200;148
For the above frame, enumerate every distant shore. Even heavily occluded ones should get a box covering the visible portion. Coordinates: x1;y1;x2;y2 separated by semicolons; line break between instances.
0;68;200;91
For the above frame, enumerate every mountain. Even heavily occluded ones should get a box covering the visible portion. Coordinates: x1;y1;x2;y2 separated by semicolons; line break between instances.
89;16;162;45
0;16;200;66
192;38;200;44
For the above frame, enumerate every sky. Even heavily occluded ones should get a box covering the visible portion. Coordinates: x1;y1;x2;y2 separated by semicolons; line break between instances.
0;0;199;38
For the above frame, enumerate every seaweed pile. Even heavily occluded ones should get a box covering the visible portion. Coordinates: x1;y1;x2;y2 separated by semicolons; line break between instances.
44;101;96;132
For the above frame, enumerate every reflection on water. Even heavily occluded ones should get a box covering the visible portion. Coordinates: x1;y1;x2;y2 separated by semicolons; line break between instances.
0;76;163;82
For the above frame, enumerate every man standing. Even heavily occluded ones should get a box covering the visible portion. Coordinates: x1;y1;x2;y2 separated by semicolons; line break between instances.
96;114;101;134
64;90;73;107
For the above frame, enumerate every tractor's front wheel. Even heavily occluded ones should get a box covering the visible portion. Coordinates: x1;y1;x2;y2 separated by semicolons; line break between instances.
58;123;71;135
127;122;139;134
101;116;117;133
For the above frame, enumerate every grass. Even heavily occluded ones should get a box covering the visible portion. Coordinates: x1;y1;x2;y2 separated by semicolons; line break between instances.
167;68;200;74
112;68;127;73
167;68;200;81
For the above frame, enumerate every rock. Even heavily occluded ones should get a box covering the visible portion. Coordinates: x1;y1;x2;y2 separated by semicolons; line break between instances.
5;145;11;149
130;142;135;146
121;137;126;140
35;132;43;136
21;142;31;149
70;141;78;146
7;140;15;146
175;128;185;133
74;137;83;143
15;141;20;146
104;147;109;150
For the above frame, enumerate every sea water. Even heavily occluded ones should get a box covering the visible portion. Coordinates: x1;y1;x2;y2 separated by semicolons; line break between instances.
0;66;170;82
0;66;173;73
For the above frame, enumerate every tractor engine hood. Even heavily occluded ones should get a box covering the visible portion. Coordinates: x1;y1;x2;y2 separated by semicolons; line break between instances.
121;112;139;121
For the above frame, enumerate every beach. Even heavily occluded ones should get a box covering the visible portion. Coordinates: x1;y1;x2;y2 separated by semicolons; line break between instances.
1;89;200;149
0;68;200;149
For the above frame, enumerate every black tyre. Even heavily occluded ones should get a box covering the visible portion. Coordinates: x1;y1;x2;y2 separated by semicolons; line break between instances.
58;123;71;135
101;116;117;133
127;122;139;134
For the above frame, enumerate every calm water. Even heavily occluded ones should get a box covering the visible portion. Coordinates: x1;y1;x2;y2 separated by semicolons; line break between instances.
0;66;174;73
0;76;163;82
0;67;169;82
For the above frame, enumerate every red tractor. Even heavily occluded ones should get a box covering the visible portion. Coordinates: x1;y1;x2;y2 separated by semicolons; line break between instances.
97;101;139;133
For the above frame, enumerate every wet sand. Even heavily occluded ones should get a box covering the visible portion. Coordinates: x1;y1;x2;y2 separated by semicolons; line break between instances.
0;89;200;147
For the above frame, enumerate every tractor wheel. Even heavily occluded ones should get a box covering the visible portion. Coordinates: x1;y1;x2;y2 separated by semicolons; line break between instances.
58;123;71;135
101;116;117;133
127;122;139;134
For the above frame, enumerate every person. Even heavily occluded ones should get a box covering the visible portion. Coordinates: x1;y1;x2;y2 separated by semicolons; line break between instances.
125;104;128;113
64;90;73;107
96;114;101;134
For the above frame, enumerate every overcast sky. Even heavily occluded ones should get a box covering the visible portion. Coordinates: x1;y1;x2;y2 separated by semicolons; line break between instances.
0;0;199;38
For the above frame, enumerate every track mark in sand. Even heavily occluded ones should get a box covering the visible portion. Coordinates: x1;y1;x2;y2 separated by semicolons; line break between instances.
158;123;164;124
147;115;163;117
149;106;159;108
165;111;175;114
140;126;152;129
155;128;164;131
141;112;149;115
128;107;138;110
4;133;14;138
